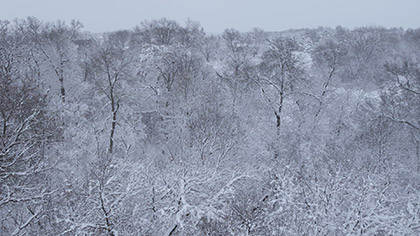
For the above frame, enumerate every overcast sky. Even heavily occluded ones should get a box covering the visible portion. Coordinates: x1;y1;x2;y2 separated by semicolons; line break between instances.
1;0;419;33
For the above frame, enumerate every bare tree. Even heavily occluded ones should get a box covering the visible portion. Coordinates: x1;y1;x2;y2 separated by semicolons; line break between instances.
383;57;420;171
216;29;260;114
0;20;59;234
312;38;347;117
88;30;134;153
257;37;305;141
134;18;181;46
26;17;82;103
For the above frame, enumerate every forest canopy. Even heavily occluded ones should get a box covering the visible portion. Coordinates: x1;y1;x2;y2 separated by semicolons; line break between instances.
1;17;420;235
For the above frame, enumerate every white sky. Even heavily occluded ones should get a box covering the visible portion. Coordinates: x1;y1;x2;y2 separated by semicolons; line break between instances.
1;0;419;33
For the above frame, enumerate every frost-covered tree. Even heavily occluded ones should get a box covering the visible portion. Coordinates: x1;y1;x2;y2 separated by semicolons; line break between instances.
87;30;135;153
1;17;420;235
0;20;60;235
25;17;82;103
311;37;347;117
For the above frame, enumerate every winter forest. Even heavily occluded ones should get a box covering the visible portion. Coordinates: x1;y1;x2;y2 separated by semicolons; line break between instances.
0;17;420;235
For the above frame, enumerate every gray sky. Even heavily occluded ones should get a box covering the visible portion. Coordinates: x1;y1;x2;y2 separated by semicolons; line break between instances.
1;0;419;33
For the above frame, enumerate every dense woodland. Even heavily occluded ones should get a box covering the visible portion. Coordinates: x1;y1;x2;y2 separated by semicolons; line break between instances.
1;17;420;235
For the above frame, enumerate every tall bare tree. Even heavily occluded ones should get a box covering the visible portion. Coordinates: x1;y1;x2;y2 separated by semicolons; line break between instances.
26;17;82;103
258;38;305;135
88;30;134;153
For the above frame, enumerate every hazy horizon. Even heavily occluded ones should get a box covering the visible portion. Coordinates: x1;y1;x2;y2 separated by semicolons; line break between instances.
1;0;419;33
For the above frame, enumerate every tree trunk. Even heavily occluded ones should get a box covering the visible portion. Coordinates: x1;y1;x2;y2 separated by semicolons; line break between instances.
2;112;7;137
416;138;420;172
55;68;66;103
100;190;114;236
315;67;335;118
274;92;284;159
109;97;119;154
168;224;178;236
109;114;116;154
60;81;66;103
